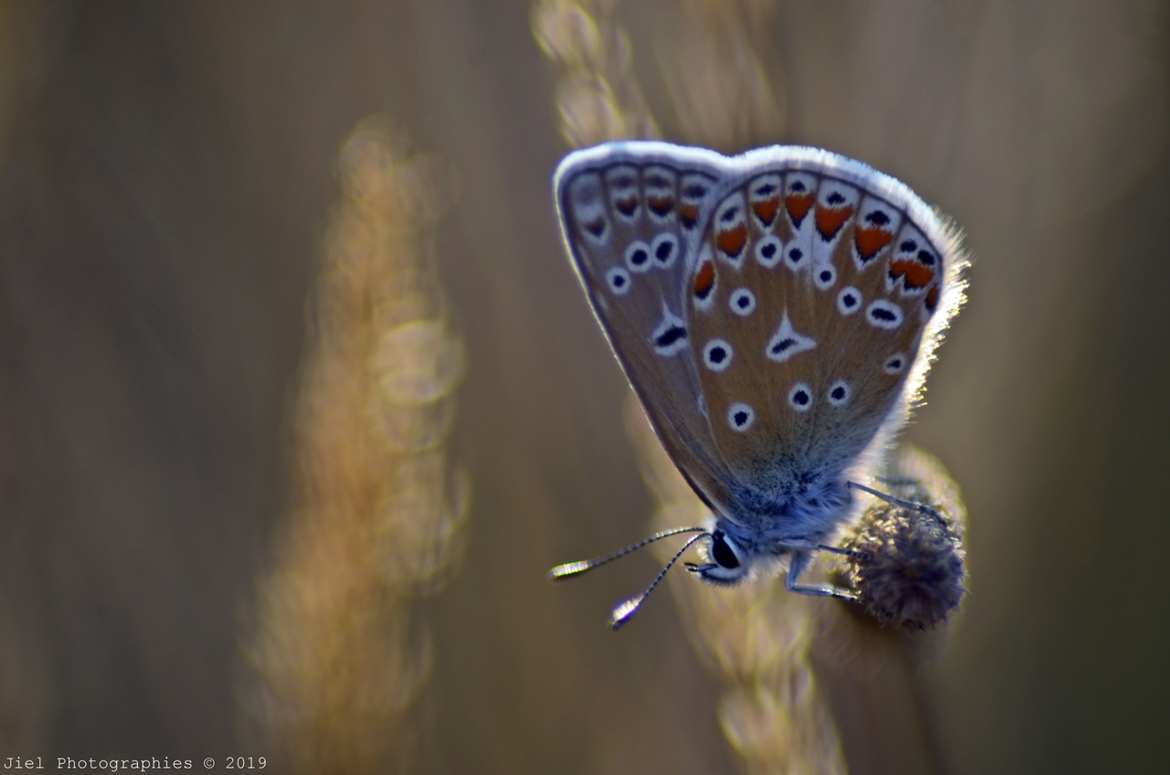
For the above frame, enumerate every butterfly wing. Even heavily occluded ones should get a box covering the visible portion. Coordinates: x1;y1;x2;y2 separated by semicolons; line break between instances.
684;147;964;484
554;143;740;513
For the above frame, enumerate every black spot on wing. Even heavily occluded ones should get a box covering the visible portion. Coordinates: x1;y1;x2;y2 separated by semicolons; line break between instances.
771;338;796;355
654;325;687;349
655;240;674;263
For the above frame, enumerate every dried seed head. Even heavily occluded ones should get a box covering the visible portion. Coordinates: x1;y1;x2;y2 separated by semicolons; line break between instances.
839;449;967;629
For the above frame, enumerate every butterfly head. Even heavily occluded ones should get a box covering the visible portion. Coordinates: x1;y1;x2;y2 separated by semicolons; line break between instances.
684;519;789;585
549;514;831;627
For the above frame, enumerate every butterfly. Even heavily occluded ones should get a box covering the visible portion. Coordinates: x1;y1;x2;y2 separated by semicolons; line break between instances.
548;141;966;628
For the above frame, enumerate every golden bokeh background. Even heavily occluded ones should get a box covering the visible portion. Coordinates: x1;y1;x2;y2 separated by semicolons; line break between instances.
2;1;1168;773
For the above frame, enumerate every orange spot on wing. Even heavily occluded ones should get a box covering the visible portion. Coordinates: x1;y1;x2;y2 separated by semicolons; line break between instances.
855;227;893;261
693;260;715;298
648;196;674;217
925;286;940;311
815;206;855;240
615;196;637;217
678;202;699;228
716;224;748;257
889;259;935;289
785;193;814;226
752;197;780;226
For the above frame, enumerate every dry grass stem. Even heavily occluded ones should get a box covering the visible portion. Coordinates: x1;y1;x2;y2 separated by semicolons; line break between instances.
246;119;468;774
533;0;660;145
651;0;786;152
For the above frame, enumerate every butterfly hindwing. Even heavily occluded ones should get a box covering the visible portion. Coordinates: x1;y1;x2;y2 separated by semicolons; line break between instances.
555;144;739;512
685;148;961;483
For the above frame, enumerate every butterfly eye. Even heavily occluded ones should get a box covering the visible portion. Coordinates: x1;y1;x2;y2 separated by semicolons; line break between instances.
711;532;741;569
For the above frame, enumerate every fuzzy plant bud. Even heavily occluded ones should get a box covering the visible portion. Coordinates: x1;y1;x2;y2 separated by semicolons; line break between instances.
838;447;967;629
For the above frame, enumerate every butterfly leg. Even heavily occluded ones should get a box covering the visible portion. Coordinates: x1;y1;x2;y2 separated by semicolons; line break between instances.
777;538;865;561
848;481;947;527
784;551;859;602
814;543;866;560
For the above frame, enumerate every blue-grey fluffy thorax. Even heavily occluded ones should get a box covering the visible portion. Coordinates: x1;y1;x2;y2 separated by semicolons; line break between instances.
721;470;854;550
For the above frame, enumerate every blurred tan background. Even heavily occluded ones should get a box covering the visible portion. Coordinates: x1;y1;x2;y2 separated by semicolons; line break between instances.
2;1;1168;773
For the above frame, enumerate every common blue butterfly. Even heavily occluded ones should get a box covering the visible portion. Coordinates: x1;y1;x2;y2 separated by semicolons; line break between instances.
549;141;965;628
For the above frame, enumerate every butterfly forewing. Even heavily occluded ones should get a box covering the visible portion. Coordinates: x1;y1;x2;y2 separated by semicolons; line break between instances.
685;151;956;482
555;146;738;512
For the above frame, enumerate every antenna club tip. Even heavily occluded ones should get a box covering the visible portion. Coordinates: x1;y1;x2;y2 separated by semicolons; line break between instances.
548;561;588;581
608;597;639;630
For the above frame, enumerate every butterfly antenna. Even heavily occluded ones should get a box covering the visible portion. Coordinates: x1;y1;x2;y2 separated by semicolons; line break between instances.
548;526;707;581
608;531;709;630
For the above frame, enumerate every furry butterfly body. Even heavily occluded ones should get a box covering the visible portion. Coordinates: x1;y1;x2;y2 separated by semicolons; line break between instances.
552;141;965;624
